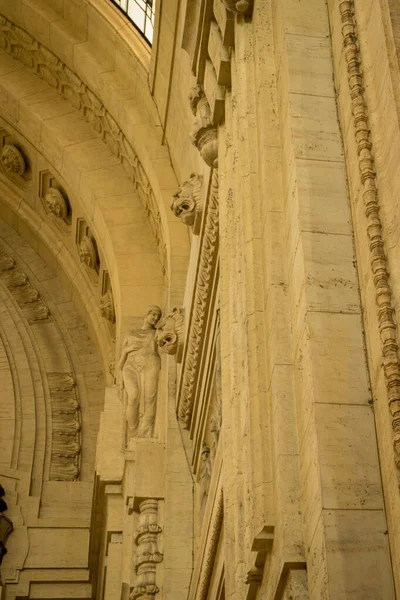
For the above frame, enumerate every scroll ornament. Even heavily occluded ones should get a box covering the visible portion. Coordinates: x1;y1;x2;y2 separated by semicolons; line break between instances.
1;144;25;176
189;85;218;168
156;307;184;361
171;173;203;233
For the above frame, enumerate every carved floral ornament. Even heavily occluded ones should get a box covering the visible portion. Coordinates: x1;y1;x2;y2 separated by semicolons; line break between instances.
339;0;400;482
189;85;218;168
44;187;68;220
171;173;203;232
156;307;184;360
0;16;167;273
1;144;25;176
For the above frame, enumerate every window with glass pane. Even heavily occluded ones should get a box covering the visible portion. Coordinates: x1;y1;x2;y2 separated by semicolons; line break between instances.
110;0;155;45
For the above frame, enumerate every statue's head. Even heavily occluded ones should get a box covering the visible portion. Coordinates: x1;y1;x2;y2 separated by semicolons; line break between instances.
143;305;162;329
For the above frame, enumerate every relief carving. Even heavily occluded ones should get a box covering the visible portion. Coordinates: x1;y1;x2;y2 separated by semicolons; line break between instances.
130;499;163;600
44;187;68;220
171;173;203;233
221;0;253;14
0;246;51;324
156;307;184;360
100;288;115;323
179;170;219;426
78;235;98;270
0;17;167;273
189;86;218;168
118;306;162;438
0;484;13;566
48;372;81;481
1;144;25;176
199;444;212;522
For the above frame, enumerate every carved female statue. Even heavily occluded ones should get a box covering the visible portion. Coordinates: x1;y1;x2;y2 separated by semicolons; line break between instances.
118;306;162;438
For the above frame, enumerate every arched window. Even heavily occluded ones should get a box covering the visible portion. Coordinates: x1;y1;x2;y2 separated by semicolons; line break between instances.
110;0;155;45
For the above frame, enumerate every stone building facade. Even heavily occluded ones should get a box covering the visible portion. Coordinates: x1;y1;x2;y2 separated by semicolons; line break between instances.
0;0;399;598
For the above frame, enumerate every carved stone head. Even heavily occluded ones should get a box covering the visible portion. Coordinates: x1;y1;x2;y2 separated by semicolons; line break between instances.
222;0;253;13
100;288;115;323
44;188;68;220
171;174;203;228
143;305;162;329
78;236;97;269
1;144;25;176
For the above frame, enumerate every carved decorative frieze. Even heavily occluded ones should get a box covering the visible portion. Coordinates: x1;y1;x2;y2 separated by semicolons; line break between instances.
48;372;81;481
0;246;51;324
78;235;98;271
199;443;211;521
189;86;218;168
44;187;68;220
179;170;219;426
100;288;115;323
156;307;184;360
221;0;253;14
1;143;25;176
171;173;203;233
0;17;167;273
130;499;163;600
340;1;400;481
118;306;162;438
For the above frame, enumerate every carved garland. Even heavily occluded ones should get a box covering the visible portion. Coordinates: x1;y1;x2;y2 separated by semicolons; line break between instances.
179;170;219;426
0;16;167;274
340;1;400;479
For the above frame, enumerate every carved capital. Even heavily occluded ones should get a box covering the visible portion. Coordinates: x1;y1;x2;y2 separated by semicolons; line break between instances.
221;0;253;14
171;173;203;231
1;144;25;176
78;235;98;270
156;307;184;360
100;288;115;323
44;188;68;220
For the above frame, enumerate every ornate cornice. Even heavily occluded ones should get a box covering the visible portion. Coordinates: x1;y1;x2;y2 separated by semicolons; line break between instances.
178;170;219;427
0;15;167;274
340;0;400;480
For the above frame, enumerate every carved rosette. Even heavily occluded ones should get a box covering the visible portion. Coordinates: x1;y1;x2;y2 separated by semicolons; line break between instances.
171;173;203;233
130;499;163;600
156;307;184;361
100;288;115;323
189;86;218;168
78;236;98;270
221;0;253;14
44;188;68;220
1;144;25;176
